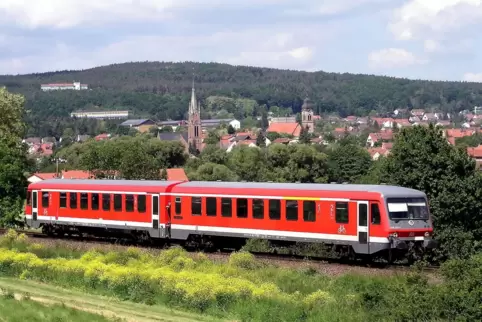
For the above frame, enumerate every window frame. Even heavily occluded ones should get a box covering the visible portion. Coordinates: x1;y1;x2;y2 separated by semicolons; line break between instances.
80;192;88;210
221;198;232;217
371;203;381;225
138;195;147;213
102;194;111;211
175;197;182;215
285;200;298;221
42;192;49;208
303;200;316;222
191;197;202;216
236;198;248;218
269;199;281;220
114;194;122;212
335;202;349;224
70;192;77;209
91;193;99;210
125;194;134;212
206;197;217;217
59;192;67;208
252;199;264;219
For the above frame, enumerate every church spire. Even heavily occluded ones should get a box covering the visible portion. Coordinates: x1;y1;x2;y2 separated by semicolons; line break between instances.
189;69;199;114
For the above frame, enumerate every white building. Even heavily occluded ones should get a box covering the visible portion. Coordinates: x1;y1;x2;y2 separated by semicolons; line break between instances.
41;81;88;91
70;110;129;119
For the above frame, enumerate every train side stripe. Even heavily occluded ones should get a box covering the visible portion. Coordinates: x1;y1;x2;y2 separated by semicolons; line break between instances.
35;216;152;228
170;224;390;244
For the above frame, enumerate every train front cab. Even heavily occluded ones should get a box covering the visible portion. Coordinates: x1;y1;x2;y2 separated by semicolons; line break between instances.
383;196;437;259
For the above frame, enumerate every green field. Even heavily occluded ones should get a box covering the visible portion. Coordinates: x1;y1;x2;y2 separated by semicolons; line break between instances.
0;230;481;321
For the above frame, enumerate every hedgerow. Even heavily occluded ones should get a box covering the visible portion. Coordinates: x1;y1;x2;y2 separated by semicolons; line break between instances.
1;230;482;321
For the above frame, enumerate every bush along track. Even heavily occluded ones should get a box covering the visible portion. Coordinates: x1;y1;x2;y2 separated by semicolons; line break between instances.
0;230;482;322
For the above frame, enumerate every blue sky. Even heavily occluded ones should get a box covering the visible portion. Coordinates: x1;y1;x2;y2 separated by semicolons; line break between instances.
0;0;481;82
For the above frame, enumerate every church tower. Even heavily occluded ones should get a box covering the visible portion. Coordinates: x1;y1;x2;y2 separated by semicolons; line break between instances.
301;98;314;133
187;78;202;152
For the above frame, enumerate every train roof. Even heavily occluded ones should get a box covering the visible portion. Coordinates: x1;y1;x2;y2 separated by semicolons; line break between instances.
29;179;426;198
29;179;181;188
176;181;426;198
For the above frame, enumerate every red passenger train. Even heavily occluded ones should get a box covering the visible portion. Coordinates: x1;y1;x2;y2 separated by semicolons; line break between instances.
24;179;437;260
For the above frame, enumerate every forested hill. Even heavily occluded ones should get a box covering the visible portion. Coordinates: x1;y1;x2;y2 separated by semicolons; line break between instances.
2;61;482;123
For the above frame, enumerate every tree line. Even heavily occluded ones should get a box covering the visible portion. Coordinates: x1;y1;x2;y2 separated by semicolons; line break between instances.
3;61;482;137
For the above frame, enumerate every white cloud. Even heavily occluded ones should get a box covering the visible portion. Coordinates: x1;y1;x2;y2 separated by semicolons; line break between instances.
463;73;482;82
424;39;442;53
0;26;324;74
0;0;291;29
389;0;482;41
368;48;426;69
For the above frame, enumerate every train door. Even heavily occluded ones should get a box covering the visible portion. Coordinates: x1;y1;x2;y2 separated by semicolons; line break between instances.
32;190;38;222
357;201;370;254
151;194;159;236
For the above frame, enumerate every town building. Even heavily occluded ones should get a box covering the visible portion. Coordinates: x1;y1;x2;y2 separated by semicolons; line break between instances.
301;98;315;133
120;119;156;133
70;110;129;119
41;81;88;91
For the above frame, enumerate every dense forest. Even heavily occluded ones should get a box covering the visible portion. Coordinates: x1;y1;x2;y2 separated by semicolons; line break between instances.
2;61;482;136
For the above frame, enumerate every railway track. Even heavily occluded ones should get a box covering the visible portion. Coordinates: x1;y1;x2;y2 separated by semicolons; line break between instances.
0;228;440;272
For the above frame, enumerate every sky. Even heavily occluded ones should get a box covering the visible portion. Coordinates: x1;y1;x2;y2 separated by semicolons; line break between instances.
0;0;481;82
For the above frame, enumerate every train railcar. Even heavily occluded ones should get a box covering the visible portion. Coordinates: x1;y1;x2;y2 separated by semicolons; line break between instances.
167;181;437;259
24;179;437;260
24;179;183;240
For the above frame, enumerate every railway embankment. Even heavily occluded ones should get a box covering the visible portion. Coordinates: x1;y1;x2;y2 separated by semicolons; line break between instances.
0;230;480;321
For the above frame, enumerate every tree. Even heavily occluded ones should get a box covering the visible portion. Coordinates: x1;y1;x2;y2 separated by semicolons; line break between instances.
373;124;482;259
327;142;372;183
189;162;238;181
227;124;236;135
256;130;266;147
299;125;311;144
0;87;32;227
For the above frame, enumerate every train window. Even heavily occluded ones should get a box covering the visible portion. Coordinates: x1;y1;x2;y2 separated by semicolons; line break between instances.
303;201;316;222
192;197;202;216
371;203;381;225
59;192;67;208
269;200;281;220
252;199;264;219
138;195;146;213
206;197;217;217
80;193;88;210
114;194;122;212
221;198;232;217
285;200;298;221
91;193;99;210
237;199;248;218
359;203;368;226
335;202;349;223
42;192;49;208
125;195;134;212
70;193;77;209
102;194;110;211
175;197;182;215
32;191;37;208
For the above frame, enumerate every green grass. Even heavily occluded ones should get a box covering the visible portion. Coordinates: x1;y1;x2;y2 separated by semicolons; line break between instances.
0;288;115;322
0;229;481;322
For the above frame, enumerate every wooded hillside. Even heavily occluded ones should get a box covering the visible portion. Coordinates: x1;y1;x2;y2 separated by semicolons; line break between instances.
2;61;482;132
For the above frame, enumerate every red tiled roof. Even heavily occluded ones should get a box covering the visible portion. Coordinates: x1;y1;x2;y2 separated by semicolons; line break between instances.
166;168;188;181
467;146;482;159
446;129;476;138
395;119;411;126
381;142;393;149
62;170;93;179
368;131;394;143
32;172;58;180
267;123;301;137
273;138;291;143
447;137;456;145
367;147;389;158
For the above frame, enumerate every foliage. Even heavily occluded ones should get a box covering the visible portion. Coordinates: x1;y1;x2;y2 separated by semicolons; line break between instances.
0;289;113;322
2;231;482;321
363;124;482;260
4;61;482;137
0;87;33;227
55;135;187;179
327;140;372;183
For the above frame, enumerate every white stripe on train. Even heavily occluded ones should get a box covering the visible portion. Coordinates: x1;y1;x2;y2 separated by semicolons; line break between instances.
26;215;391;244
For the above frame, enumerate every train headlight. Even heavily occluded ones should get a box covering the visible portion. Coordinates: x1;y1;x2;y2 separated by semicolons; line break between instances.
424;231;430;237
390;232;398;238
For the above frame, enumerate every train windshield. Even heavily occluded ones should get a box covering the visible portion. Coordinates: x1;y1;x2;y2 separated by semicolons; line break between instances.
386;197;429;221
